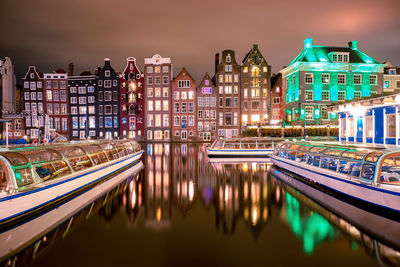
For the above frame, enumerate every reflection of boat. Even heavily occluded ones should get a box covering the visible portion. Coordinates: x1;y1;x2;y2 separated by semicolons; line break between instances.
0;140;144;228
207;157;271;164
206;138;280;158
270;165;400;253
270;141;400;218
0;162;143;263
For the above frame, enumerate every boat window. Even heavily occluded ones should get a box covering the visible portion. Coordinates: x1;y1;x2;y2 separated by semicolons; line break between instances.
289;144;301;150
298;145;311;152
307;155;321;167
249;143;257;149
328;158;338;171
224;143;234;149
296;152;307;163
309;147;325;154
288;151;297;161
321;157;329;169
362;164;375;180
124;142;135;154
258;143;265;149
0;152;28;167
54;146;86;158
89;152;109;165
0;164;8;190
34;161;72;181
22;149;62;164
365;152;383;163
100;143;119;160
342;151;369;160
338;160;351;174
213;140;223;149
68;156;93;172
241;143;249;149
379;154;400;185
323;149;342;157
15;168;34;187
349;162;361;177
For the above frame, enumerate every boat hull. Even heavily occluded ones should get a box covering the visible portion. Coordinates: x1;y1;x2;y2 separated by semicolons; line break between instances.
207;149;273;158
270;156;400;220
0;150;144;229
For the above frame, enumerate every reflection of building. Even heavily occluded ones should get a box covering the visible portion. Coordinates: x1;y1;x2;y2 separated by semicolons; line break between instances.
215;50;241;138
241;44;271;130
120;57;144;140
97;58;120;139
172;144;198;213
197;145;217;208
196;73;217;141
172;68;197;141
144;54;172;141
144;143;173;229
270;73;283;124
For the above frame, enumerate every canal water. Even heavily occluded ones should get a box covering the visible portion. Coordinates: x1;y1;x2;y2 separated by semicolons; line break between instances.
4;143;400;266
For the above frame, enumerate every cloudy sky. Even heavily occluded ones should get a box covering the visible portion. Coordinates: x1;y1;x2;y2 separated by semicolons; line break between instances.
1;0;399;81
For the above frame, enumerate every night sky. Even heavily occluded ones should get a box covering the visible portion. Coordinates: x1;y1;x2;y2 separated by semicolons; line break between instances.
1;0;400;81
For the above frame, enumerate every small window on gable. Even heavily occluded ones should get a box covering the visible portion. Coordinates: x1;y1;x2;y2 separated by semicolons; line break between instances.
226;54;231;63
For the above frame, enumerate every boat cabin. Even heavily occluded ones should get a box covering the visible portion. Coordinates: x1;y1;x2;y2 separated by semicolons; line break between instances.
0;140;142;192
274;141;400;187
210;138;281;150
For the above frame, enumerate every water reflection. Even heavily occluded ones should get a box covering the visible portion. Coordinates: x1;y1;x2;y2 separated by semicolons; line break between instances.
3;143;400;266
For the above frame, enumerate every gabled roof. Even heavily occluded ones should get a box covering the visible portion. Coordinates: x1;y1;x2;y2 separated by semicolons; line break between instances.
288;40;381;66
197;72;215;88
242;44;268;65
173;67;195;83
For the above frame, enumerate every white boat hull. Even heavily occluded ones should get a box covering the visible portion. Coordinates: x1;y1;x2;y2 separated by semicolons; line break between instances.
207;149;273;158
270;155;400;216
0;151;144;227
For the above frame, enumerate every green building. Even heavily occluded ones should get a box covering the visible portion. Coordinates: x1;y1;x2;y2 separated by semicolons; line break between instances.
280;39;385;125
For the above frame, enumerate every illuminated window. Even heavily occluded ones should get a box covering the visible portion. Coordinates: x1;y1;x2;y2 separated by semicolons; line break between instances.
338;74;346;84
225;75;232;83
243;67;248;73
322;73;330;84
386;114;396;137
263;89;267;97
321;91;329;101
384;80;390;89
365;116;373;137
338;91;346;101
148;100;153;111
219;75;223;83
305;73;313;84
251;67;260;77
244;89;248;98
263;67;268;72
225;65;232;72
155;66;161;73
251;114;260;123
353;74;362;85
155;87;161;97
305;90;313;101
251;88;260;98
305;106;313;120
163;87;168;97
369;75;377;85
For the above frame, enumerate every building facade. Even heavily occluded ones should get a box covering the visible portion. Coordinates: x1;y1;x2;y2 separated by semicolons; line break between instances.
144;54;172;141
0;57;15;115
215;50;241;138
241;44;271;131
97;58;120;139
68;71;97;140
120;57;144;140
196;73;217;141
22;66;44;139
281;39;385;126
171;68;197;141
43;70;69;137
270;73;283;124
383;64;400;94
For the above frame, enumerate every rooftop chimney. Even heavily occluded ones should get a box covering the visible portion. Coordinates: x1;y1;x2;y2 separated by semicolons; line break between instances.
253;44;258;50
304;38;313;49
68;63;74;76
215;53;219;74
348;41;358;50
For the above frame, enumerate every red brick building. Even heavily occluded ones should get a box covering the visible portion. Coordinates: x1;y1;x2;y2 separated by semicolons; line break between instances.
43;69;69;137
171;68;197;141
120;57;144;140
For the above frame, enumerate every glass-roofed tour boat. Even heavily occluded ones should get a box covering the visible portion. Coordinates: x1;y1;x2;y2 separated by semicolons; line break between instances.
0;140;144;228
206;138;282;158
270;141;400;219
